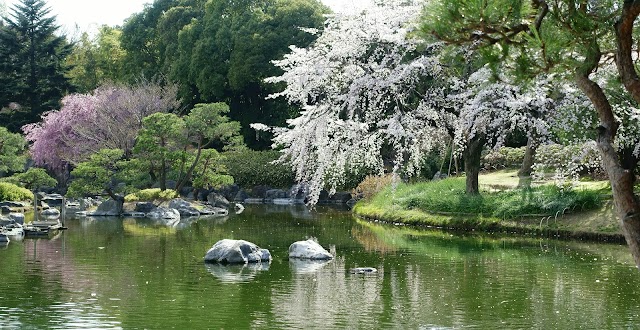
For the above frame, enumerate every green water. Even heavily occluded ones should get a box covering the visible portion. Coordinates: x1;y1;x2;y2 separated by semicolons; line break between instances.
0;205;639;329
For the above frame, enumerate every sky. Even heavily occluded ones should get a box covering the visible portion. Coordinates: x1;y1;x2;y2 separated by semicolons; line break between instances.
2;0;371;37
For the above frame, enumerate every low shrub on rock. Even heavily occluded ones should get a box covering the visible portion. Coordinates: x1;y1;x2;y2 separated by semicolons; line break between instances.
0;182;34;201
125;188;178;202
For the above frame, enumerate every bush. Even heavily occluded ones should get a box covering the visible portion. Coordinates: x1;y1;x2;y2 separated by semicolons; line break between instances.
125;188;178;202
482;147;526;170
352;174;396;201
532;141;604;184
222;150;295;188
0;182;34;201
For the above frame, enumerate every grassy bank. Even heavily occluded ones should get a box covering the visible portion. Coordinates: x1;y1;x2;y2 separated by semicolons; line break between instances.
353;171;622;241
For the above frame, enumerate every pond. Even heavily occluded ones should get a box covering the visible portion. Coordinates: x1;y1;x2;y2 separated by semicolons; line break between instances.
0;205;639;329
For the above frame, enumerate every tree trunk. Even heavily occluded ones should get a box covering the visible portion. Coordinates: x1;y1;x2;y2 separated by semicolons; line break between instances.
575;36;640;268
614;3;640;268
176;139;204;194
463;135;484;195
518;137;536;177
160;157;167;191
517;137;536;188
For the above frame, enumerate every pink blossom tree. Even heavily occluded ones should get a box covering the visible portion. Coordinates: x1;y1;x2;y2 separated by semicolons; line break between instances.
23;81;180;176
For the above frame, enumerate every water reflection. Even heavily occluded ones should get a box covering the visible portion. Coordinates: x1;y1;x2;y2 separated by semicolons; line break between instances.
205;262;270;283
1;206;639;329
289;258;332;274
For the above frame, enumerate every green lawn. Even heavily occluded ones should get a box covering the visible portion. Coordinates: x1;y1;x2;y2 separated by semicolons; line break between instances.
353;170;620;238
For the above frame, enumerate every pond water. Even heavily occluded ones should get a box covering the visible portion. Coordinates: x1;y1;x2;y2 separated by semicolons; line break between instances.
1;205;639;329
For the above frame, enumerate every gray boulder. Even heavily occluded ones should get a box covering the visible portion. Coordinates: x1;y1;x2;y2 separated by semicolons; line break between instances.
204;239;272;264
318;191;352;204
88;199;123;216
207;192;230;208
264;189;288;203
289;183;309;201
0;201;29;209
288;239;333;260
215;184;240;202
147;207;180;221
134;202;156;213
233;190;249;202
41;194;64;206
8;213;25;224
41;208;60;217
168;198;201;217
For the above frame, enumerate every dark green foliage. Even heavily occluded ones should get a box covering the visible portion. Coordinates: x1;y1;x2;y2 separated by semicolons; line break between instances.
222;150;295;188
120;0;329;148
0;0;72;131
0;126;27;173
376;177;604;219
7;167;57;191
67;149;126;198
66;27;127;92
0;181;34;201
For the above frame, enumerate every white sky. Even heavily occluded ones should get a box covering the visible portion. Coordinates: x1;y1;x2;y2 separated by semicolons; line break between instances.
2;0;371;37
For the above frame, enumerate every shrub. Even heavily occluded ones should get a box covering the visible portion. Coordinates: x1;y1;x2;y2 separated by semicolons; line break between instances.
352;174;396;201
222;150;295;188
482;147;526;170
0;182;34;201
532;141;604;185
125;188;178;202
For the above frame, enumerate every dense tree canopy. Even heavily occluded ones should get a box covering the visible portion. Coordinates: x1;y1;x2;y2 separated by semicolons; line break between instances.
119;0;329;148
66;26;127;92
0;0;72;131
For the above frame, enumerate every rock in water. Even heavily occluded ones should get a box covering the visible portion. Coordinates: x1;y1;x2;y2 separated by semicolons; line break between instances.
204;239;272;264
288;238;333;260
350;267;378;274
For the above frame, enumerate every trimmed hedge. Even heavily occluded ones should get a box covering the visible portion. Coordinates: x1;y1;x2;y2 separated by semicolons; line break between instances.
0;182;34;201
222;150;295;188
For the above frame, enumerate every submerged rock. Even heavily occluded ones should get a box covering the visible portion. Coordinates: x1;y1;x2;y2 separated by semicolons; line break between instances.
204;239;272;264
350;267;378;274
288;239;333;260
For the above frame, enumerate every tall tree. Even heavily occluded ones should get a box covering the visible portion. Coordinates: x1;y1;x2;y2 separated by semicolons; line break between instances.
133;103;243;191
66;26;127;92
120;0;328;148
119;0;177;81
423;0;640;267
0;0;72;131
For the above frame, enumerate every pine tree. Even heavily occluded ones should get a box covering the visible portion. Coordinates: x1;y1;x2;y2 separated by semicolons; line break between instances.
0;0;72;131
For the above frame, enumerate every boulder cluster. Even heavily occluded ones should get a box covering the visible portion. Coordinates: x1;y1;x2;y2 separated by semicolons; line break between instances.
204;238;334;264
